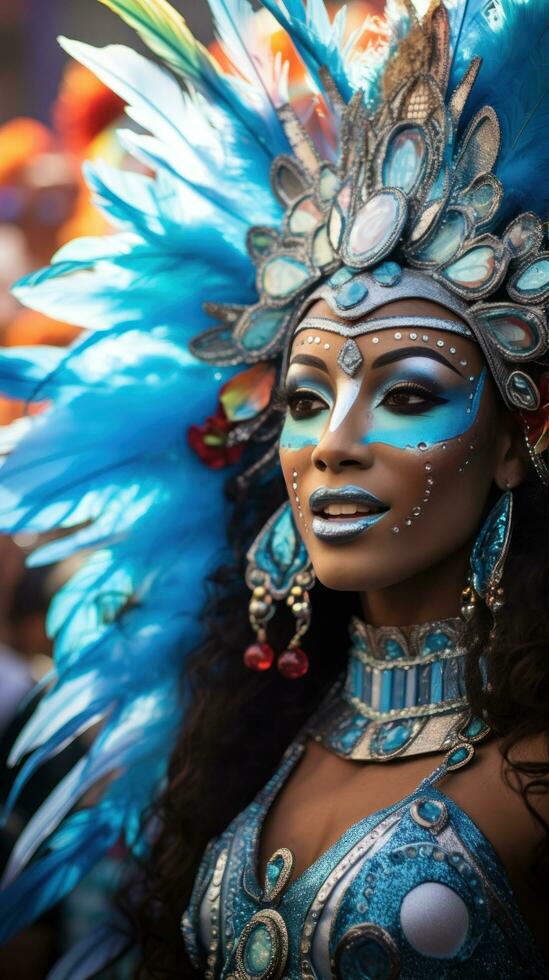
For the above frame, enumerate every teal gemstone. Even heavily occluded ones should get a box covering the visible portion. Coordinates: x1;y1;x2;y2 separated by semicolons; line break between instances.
244;924;273;975
447;745;470;767
515;257;549;295
373;720;412;754
422;631;450;654
462;716;484;739
329;266;354;286
336;278;368;309
372;261;402;286
383;637;405;660
241;309;286;351
338;935;395;979
266;856;284;888
417;799;444;825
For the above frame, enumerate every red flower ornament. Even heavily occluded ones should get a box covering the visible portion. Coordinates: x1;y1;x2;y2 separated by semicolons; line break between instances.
187;407;244;469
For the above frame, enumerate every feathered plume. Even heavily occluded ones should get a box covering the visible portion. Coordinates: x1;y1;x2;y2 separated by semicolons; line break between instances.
0;0;544;967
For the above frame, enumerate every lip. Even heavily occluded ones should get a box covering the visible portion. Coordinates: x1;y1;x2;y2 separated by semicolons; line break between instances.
308;485;389;542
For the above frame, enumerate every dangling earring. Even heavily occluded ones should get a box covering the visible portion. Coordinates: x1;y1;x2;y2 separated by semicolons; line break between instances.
244;502;315;679
461;489;513;621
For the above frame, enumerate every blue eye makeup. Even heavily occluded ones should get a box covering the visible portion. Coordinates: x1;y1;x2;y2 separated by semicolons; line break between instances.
280;375;332;450
362;365;487;450
279;356;487;454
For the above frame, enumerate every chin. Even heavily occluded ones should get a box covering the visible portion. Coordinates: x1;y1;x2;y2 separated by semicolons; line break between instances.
311;550;396;593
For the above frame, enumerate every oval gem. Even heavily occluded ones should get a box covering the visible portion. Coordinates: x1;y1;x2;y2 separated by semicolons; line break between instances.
446;743;474;769
336;278;368;309
505;370;540;410
416;799;445;825
262;256;310;299
504;213;542;258
240;308;287;352
513;257;549;300
346;190;406;265
372;719;414;755
372;261;402;286
383;126;427;193
288;196;322;234
479;308;542;358
383;637;406;660
442;245;495;289
416;211;467;265
244;923;273;975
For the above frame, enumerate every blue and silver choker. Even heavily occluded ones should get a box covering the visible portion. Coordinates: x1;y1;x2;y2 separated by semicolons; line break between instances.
308;616;490;762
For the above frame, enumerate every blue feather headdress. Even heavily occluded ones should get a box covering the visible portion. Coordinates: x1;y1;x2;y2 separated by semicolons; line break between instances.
0;0;547;966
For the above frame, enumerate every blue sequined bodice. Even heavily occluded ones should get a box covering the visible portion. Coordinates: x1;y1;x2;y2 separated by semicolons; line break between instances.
182;734;547;979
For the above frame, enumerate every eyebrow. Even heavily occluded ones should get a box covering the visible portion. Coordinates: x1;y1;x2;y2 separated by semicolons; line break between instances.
371;347;465;377
288;354;329;373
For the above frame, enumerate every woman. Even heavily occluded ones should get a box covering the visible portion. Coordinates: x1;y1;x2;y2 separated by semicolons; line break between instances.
0;0;547;978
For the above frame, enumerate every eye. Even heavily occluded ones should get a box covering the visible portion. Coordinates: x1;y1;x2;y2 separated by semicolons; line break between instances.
380;382;447;415
287;390;329;420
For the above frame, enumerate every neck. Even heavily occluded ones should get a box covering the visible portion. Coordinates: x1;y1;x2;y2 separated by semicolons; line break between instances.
359;538;472;627
308;611;490;762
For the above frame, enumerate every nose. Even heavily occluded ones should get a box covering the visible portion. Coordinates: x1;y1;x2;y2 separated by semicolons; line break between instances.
311;419;375;473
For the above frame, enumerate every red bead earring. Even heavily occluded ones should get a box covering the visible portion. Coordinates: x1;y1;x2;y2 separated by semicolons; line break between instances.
243;502;314;680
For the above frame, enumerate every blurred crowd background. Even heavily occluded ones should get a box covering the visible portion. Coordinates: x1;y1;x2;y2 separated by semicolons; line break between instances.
0;1;383;976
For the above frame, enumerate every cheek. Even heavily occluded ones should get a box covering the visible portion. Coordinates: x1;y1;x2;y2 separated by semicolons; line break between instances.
279;447;311;531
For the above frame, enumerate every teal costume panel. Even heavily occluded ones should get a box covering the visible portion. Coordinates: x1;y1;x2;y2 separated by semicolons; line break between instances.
182;734;547;979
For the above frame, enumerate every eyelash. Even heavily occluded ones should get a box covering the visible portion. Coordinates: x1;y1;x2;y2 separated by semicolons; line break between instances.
378;381;447;413
285;387;330;419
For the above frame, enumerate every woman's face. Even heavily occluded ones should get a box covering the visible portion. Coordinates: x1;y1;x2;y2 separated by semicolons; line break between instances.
279;298;506;592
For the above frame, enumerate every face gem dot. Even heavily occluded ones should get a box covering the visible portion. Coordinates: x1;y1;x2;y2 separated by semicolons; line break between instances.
323;343;330;349
307;336;314;343
410;332;418;340
436;340;444;347
466;408;471;413
372;337;380;344
422;335;429;342
425;463;433;472
449;347;456;354
417;442;428;451
427;477;434;485
425;489;431;495
394;332;402;340
469;376;475;382
412;506;421;516
423;497;429;502
468;393;474;400
314;337;321;344
460;360;467;366
292;470;297;477
441;444;447;450
392;526;400;534
405;518;413;526
292;482;298;489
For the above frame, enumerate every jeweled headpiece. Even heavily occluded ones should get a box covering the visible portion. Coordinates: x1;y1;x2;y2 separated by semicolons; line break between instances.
0;0;547;952
190;0;549;478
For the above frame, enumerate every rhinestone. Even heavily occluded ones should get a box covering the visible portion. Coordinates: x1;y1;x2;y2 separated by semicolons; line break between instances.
417;441;427;451
292;482;298;489
410;332;418;340
337;338;364;377
323;343;330;349
412;506;421;516
427;477;434;485
449;347;456;354
459;359;467;366
392;526;400;534
422;334;429;342
372;336;380;344
425;463;433;472
394;332;402;340
314;337;321;344
436;340;444;347
307;336;313;343
469;376;475;382
405;518;412;526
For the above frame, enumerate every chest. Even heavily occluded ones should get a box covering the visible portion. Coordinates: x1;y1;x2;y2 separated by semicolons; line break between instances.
182;742;545;980
258;740;450;884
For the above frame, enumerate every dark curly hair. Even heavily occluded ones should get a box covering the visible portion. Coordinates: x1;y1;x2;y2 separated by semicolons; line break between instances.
119;454;549;978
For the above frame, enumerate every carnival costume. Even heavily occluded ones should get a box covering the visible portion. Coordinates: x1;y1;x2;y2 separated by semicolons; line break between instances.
0;0;548;977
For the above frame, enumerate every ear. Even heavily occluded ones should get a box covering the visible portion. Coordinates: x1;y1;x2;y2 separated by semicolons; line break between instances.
493;413;530;490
